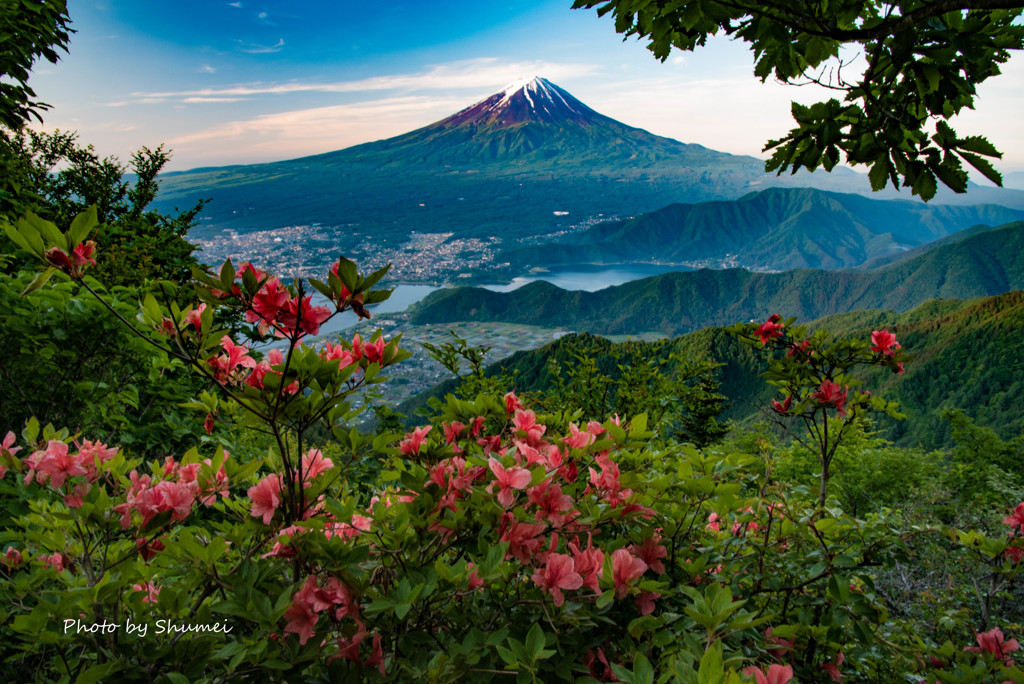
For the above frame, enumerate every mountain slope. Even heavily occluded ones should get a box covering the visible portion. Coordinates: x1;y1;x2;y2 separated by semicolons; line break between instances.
410;221;1024;335
156;77;1024;243
500;188;1024;270
402;291;1024;449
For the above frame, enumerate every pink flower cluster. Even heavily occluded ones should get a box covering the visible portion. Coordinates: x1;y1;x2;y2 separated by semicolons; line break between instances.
112;456;229;528
23;439;118;507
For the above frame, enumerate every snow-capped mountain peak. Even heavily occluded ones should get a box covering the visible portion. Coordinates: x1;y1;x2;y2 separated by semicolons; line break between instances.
441;76;602;128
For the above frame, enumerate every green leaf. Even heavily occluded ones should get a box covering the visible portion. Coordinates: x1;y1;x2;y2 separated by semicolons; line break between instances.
958;150;1003;186
68;206;99;245
20;267;55;296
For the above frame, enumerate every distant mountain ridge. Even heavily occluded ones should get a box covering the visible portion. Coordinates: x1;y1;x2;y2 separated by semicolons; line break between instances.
410;220;1024;336
501;187;1024;270
156;77;1024;244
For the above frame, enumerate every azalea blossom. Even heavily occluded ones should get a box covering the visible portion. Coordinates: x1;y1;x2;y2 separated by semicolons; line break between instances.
822;651;845;682
301;448;334;485
772;395;792;415
569;534;605;592
811;379;849;417
1003;502;1024;534
755;314;785;345
248;474;283;525
532;553;583;606
964;627;1019;660
742;663;794;684
131;581;162;604
400;426;432;456
611;548;647;598
871;329;900;356
487;458;531;508
4;547;23;565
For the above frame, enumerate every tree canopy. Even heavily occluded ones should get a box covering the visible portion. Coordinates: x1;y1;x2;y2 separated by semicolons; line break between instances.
573;0;1024;200
0;0;71;130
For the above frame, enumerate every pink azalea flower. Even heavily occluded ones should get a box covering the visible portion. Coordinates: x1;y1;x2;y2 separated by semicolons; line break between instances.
32;440;87;489
498;514;546;563
132;581;162;604
811;379;849;417
611;548;647;598
564;423;595;449
636;590;661;616
504;392;523;415
527;480;575;526
513;409;546;446
568;535;604;593
185;302;207;331
871;329;900;356
301;448;334;485
532;552;584;606
248;474;283;525
487;458;531;508
363;337;387;363
632;533;667;575
1004;502;1024;534
822;651;845;682
283;598;319;645
4;547;23;565
466;563;484;591
772;395;792;415
742;663;794;684
400;426;432;456
276;295;331;337
1;431;21;458
71;240;97;266
755;314;785;345
965;627;1019;660
42;552;68;572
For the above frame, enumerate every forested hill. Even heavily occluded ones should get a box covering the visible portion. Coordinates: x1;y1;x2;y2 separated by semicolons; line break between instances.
500;187;1024;270
402;291;1024;449
411;220;1024;336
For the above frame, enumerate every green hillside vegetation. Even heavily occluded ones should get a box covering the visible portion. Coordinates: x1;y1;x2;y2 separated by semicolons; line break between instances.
411;220;1024;336
501;187;1024;270
403;291;1024;450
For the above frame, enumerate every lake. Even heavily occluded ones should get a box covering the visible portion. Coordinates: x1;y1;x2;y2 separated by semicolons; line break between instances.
480;263;691;293
311;264;691;334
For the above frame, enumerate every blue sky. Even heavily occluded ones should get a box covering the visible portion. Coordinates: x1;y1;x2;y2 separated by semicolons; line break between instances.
29;0;1024;174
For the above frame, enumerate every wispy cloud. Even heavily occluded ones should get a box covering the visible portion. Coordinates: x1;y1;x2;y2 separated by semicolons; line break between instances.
228;2;242;7
239;38;284;54
183;96;248;103
199;64;216;74
125;58;597;103
166;95;479;164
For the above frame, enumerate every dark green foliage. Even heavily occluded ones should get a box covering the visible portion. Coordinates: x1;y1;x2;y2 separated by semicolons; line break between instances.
503;187;1024;270
1;130;205;286
0;0;71;129
412;220;1024;336
0;271;209;457
573;0;1023;200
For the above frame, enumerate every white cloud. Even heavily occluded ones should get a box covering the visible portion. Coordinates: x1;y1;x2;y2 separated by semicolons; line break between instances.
183;96;249;103
199;64;216;74
167;95;473;163
239;38;284;54
129;58;597;102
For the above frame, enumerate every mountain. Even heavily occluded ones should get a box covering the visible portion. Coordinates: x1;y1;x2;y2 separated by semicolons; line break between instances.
500;187;1024;271
409;220;1024;335
401;291;1024;449
156;77;1024;244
